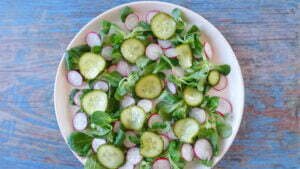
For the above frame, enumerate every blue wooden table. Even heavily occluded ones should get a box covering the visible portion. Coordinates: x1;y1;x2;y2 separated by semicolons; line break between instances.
0;0;299;168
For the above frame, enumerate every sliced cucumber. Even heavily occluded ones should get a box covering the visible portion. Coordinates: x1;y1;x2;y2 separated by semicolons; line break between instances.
120;106;146;130
140;132;164;158
97;144;124;169
79;52;106;79
208;70;220;86
81;90;108;115
176;44;192;69
151;12;176;40
174;118;200;143
183;87;203;106
135;74;162;99
121;38;145;63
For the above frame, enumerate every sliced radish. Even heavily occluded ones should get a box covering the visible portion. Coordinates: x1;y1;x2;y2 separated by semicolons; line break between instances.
204;42;213;59
121;95;135;108
162;69;172;76
73;112;88;131
137;99;153;113
93;81;109;91
216;97;232;115
189;108;206;124
125;13;139;30
73;90;82;106
153;158;171;169
127;147;142;165
160;134;170;150
101;46;113;61
108;64;117;73
119;162;134;169
124;131;137;148
166;81;176;94
117;60;131;76
146;43;163;60
86;32;101;47
164;48;177;58
146;10;159;24
194;139;213;160
92;138;106;152
148;114;163;128
113;121;121;132
130;65;139;73
181;143;194;161
133;164;140;169
158;39;172;49
214;75;228;91
164;128;177;140
216;111;225;117
172;66;185;78
67;71;83;87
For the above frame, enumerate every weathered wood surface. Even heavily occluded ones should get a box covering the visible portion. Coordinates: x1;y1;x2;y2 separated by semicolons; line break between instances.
0;0;299;168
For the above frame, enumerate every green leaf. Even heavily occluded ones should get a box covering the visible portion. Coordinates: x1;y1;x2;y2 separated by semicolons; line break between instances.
136;56;151;68
171;8;186;33
114;72;140;100
138;160;152;169
113;129;125;146
128;135;140;145
84;155;107;169
68;132;93;157
91;46;102;54
99;20;112;36
69;89;80;105
167;140;185;169
199;159;213;167
201;96;219;113
66;44;91;70
214;64;231;75
216;120;232;138
101;71;123;87
120;6;134;22
91;111;113;126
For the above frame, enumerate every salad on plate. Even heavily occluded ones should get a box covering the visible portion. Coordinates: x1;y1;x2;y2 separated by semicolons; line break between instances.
65;6;233;169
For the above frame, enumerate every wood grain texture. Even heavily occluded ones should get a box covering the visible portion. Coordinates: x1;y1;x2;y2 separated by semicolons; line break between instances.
0;0;299;168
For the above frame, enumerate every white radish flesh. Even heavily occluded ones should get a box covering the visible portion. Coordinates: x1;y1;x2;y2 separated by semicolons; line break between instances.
204;42;213;59
67;71;83;87
124;131;137;148
146;43;163;60
181;143;194;162
152;158;171;169
108;64;117;73
158;39;172;49
93;81;109;91
86;32;101;47
73;112;88;131
146;10;159;24
166;81;176;94
160;134;170;150
214;75;228;91
92;138;106;152
194;139;213;160
148;114;163;128
119;162;134;169
117;60;131;76
113;121;121;132
101;46;113;60
125;13;139;30
172;66;185;78
216;97;232;115
189;108;206;124
164;128;177;140
121;95;135;108
127;147;142;165
164;48;177;58
73;91;82;106
137;99;153;113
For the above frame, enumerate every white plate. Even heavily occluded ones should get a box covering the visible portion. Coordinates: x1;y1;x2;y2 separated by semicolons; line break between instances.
54;1;244;168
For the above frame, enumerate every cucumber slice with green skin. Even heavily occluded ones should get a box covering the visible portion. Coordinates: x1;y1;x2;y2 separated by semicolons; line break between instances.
208;70;220;86
135;74;162;99
97;144;124;169
174;118;200;143
151;12;176;40
79;52;106;80
183;87;203;106
81;90;108;115
120;106;146;130
176;44;193;69
121;38;145;63
140;132;164;158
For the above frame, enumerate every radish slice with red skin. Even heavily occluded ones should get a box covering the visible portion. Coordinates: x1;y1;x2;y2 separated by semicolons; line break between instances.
101;46;113;61
113;121;121;132
92;138;106;152
126;147;143;165
146;10;159;24
119;162;134;169
164;48;177;58
214;75;227;91
158;39;172;49
73;112;88;131
73;91;82;106
117;60;131;76
189;108;206;124
204;42;213;59
152;158;171;169
148;114;163;128
124;131;137;148
194;139;213;160
166;81;176;94
181;143;194;162
93;81;109;91
216;111;225;117
146;43;163;60
108;64;117;73
137;99;153;113
172;66;185;78
121;95;135;108
86;32;101;47
125;13;139;30
216;97;232;115
160;134;170;150
67;71;83;87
